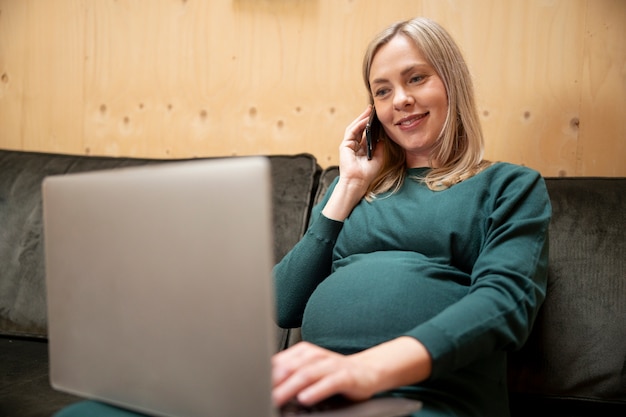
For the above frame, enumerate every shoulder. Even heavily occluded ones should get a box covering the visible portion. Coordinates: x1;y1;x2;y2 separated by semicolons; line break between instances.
481;162;542;180
473;162;545;192
457;162;549;208
476;163;551;215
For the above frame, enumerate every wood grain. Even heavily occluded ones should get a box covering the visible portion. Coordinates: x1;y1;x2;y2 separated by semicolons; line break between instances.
0;0;623;175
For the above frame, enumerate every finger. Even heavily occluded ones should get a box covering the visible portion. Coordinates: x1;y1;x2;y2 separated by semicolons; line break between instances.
296;368;352;405
273;356;337;406
273;344;344;406
343;106;373;144
274;341;323;366
272;342;324;386
296;363;374;406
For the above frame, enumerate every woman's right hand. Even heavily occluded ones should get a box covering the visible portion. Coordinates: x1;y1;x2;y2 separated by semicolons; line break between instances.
321;106;384;221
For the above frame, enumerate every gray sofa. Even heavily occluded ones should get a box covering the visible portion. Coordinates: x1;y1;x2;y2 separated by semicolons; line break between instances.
1;149;624;417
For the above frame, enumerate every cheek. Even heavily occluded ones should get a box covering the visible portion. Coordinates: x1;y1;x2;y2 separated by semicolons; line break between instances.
432;83;449;112
375;105;395;128
438;94;449;113
426;89;449;128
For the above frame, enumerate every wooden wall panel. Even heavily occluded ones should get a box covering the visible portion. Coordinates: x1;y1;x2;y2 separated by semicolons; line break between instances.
1;0;84;154
578;0;626;176
428;0;588;177
0;0;624;176
0;0;26;150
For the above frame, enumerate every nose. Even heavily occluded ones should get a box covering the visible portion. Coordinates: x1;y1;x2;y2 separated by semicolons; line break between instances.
393;87;415;110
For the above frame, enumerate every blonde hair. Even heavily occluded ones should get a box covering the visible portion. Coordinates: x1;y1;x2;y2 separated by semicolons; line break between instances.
362;17;491;196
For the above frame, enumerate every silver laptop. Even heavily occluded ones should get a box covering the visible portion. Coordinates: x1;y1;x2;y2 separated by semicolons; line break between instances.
42;157;422;417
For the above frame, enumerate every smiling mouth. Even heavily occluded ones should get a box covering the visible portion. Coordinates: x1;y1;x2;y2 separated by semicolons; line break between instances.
396;112;429;126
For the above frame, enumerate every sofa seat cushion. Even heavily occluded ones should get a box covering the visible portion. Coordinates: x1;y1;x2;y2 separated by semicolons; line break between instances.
0;336;80;416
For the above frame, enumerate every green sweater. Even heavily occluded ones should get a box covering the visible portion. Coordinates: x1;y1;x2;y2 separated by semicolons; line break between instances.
274;163;551;417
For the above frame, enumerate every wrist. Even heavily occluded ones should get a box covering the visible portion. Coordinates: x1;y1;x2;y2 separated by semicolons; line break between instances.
321;179;369;221
352;337;432;393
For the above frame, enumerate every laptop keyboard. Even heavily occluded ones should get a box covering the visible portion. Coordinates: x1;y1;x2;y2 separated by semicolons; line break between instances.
280;395;355;415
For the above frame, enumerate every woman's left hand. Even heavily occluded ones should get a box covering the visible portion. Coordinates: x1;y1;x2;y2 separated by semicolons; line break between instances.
271;341;378;407
271;337;432;407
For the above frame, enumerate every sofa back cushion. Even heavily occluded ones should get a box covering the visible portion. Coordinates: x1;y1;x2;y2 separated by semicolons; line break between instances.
268;155;321;263
0;150;320;340
508;177;626;406
0;151;158;338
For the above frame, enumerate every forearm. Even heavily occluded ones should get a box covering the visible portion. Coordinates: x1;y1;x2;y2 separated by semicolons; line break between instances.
321;178;369;221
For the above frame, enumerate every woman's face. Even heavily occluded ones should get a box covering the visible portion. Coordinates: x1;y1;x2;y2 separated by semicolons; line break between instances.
369;34;448;168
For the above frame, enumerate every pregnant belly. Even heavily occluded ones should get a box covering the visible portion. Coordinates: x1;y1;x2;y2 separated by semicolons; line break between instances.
301;251;469;354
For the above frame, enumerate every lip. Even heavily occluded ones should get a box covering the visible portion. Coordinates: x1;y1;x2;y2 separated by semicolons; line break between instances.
395;112;429;129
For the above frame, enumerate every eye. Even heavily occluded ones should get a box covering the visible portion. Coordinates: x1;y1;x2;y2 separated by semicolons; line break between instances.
409;75;425;84
374;87;390;98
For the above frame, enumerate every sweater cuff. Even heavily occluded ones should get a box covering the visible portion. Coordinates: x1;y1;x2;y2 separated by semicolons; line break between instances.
306;213;344;243
404;322;457;380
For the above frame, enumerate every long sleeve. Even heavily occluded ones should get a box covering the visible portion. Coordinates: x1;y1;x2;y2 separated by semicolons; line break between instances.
273;181;343;329
405;168;551;378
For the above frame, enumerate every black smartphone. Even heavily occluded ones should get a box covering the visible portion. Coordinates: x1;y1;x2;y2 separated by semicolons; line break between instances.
365;107;380;160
